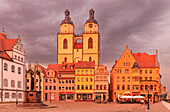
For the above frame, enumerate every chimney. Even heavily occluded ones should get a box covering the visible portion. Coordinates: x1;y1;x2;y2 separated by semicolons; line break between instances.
155;50;159;67
115;60;117;64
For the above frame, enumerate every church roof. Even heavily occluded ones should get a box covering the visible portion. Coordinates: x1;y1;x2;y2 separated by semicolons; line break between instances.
74;43;82;49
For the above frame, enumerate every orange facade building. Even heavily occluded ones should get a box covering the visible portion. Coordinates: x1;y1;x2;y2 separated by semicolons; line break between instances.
110;46;161;102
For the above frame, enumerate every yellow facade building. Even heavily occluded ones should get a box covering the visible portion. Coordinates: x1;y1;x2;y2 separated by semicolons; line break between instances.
110;46;161;102
57;6;100;69
75;61;95;101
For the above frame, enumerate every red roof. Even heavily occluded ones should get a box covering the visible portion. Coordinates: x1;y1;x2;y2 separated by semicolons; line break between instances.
74;43;82;49
76;61;95;68
38;65;47;74
46;64;60;72
0;33;17;61
132;52;156;68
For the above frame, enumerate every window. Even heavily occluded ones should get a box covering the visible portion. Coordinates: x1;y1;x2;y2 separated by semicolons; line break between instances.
104;85;106;90
59;80;61;83
45;86;48;90
140;77;142;81
122;77;125;82
82;70;84;74
117;77;119;82
81;78;84;82
21;58;23;62
72;87;74;90
66;87;68;90
77;70;80;74
122;85;125;90
81;85;84;89
150;77;152;80
86;85;88;89
127;85;130;90
15;55;17;59
63;38;67;49
11;80;15;87
4;79;8;87
59;87;61;90
77;85;80;89
88;37;93;49
17;67;21;74
53;86;56;90
49;86;52;90
27;79;29;82
62;87;64;90
45;79;48;83
85;77;88;82
5;93;9;98
145;70;147;74
124;69;129;74
127;77;130;82
145;77;147;80
69;80;71;83
69;87;71;90
18;81;21;88
64;57;67;62
90;78;92;82
27;86;29;90
66;80;68;83
90;85;92;89
11;65;15;73
86;70;88;74
53;79;56;83
117;85;120;90
89;57;92;61
77;77;80;82
18;56;20;61
96;85;99;90
4;63;8;71
90;70;92;74
72;80;74;83
150;70;152;74
19;93;22;98
100;85;102;90
140;70;142;74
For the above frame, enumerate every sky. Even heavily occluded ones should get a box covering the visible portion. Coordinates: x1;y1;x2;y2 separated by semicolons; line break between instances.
0;0;169;92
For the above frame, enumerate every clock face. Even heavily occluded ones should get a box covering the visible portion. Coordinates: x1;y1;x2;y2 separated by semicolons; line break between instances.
89;24;93;28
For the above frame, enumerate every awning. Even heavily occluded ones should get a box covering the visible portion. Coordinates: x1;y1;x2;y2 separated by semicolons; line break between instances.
120;96;133;98
133;95;145;99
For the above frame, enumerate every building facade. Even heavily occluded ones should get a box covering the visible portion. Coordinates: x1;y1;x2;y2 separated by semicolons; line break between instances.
0;32;25;102
75;61;95;101
110;46;160;102
57;6;100;69
44;64;59;102
95;64;109;102
26;61;46;101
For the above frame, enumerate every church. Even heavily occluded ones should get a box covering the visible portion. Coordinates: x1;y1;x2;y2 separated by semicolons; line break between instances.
57;5;100;69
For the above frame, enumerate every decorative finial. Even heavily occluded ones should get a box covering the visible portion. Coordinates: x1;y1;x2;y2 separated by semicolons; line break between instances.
66;5;68;9
91;4;93;9
2;27;5;33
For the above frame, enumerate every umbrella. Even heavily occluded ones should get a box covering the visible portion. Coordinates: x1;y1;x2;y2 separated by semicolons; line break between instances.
133;95;145;98
120;96;133;98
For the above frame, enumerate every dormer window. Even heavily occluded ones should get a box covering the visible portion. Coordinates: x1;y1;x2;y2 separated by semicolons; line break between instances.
18;56;20;61
0;51;3;54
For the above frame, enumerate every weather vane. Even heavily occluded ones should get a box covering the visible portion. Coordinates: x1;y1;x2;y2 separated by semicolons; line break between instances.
2;27;5;32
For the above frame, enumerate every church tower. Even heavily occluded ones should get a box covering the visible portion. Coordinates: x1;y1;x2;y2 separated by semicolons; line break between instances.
57;5;74;64
82;5;100;69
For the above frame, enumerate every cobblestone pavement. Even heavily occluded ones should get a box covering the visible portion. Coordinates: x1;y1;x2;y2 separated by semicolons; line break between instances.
0;102;169;112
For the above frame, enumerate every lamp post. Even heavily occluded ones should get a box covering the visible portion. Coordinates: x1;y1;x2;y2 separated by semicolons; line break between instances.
147;86;150;110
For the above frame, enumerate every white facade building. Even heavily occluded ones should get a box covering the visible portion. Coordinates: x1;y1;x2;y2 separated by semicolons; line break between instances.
0;32;25;102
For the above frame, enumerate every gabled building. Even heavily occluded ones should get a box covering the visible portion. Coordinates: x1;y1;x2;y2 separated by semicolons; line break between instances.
95;64;109;102
110;46;160;102
0;31;25;102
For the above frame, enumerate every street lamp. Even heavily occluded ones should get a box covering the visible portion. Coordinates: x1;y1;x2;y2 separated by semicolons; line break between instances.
147;85;150;110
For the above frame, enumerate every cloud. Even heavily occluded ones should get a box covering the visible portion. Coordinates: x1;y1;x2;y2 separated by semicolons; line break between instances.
0;0;170;92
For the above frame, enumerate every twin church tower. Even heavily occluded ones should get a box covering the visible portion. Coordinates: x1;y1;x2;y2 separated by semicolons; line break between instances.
57;5;100;69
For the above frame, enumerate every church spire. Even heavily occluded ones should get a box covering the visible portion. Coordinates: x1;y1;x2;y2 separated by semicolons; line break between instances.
85;5;98;24
61;5;73;25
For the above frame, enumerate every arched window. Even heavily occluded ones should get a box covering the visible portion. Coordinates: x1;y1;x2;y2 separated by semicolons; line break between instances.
18;67;21;74
4;63;8;71
89;57;92;61
4;79;8;87
64;57;67;62
18;81;21;88
88;37;93;49
11;80;15;87
63;39;67;49
11;65;15;73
